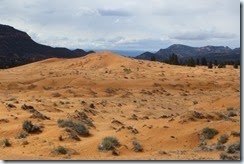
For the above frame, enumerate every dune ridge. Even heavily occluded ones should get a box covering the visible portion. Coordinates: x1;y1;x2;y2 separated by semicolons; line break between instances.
0;52;240;160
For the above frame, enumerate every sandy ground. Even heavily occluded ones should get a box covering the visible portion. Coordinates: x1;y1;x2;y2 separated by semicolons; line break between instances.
0;52;240;160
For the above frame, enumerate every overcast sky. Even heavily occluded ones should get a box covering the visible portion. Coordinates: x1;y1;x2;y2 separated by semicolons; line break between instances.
0;0;240;50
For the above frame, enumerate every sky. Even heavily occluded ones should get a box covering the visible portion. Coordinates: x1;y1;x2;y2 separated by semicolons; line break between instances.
0;0;240;51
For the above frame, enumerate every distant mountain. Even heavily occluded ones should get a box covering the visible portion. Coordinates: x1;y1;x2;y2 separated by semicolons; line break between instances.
0;24;93;68
133;51;155;60
135;44;240;63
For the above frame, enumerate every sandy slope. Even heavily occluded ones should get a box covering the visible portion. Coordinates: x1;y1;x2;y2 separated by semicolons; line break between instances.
0;52;240;160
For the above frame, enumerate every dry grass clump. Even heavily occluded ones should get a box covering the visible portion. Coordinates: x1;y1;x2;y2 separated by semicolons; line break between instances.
98;136;120;151
201;127;219;140
57;119;89;137
1;138;11;147
22;120;42;133
132;141;143;152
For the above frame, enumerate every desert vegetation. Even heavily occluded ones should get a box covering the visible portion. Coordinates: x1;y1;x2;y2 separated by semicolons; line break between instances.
22;120;42;133
0;52;240;160
57;119;90;137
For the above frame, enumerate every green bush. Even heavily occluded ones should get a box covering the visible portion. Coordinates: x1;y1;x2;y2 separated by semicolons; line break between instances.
58;119;74;128
226;143;240;154
217;134;228;145
216;144;225;151
193;100;198;105
220;152;239;160
1;138;11;147
218;64;226;68
227;107;234;111
98;136;120;151
52;146;68;155
57;119;89;137
15;131;29;139
58;135;63;141
22;120;41;133
89;103;95;108
228;111;237;117
123;68;132;73
201;127;219;139
132;141;143;152
231;131;240;137
65;128;80;141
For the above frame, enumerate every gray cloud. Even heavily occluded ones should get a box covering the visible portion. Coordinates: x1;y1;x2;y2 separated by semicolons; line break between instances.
171;30;236;40
82;37;172;50
97;8;131;16
0;0;240;50
113;38;172;50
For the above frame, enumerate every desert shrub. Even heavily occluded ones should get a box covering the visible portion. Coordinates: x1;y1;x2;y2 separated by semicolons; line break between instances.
228;111;237;117
112;149;120;156
52;92;62;97
231;131;240;137
72;123;89;136
216;144;226;151
0;118;9;123
68;110;95;128
1;138;11;147
53;102;58;107
132;141;143;152
220;152;239;160
193;100;198;105
58;135;63;141
21;104;34;110
153;83;161;87
233;63;238;69
31;110;50;120
213;112;230;121
58;119;74;127
218;63;226;68
52;146;68;155
105;88;116;94
226;107;235;111
226;143;240;154
7;103;16;108
217;134;229;145
89;103;95;109
81;101;86;104
98;136;120;151
6;98;17;101
65;128;80;141
208;62;213;69
82;119;94;128
22;140;29;145
21;104;50;120
15;131;28;139
57;119;89;137
201;127;219;140
123;68;132;73
22;120;41;133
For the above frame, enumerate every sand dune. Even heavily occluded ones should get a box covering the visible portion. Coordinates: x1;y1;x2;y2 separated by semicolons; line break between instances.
0;52;240;160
